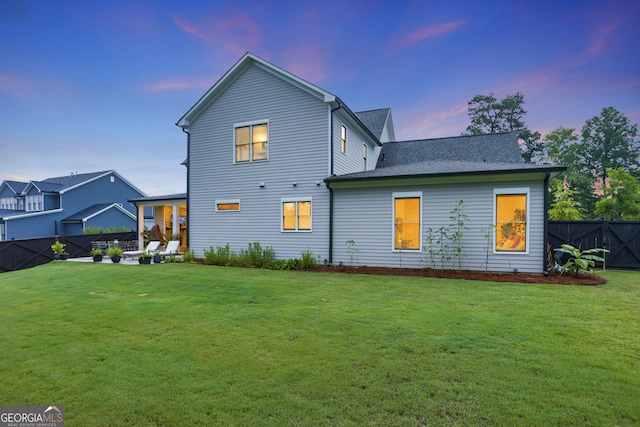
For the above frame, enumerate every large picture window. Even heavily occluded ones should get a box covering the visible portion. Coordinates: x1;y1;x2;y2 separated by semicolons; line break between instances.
282;199;311;231
393;192;421;250
495;189;529;252
235;122;268;163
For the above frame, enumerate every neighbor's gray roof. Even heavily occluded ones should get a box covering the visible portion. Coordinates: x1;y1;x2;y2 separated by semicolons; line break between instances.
4;181;29;194
356;108;390;140
62;203;114;222
376;132;523;169
129;193;187;203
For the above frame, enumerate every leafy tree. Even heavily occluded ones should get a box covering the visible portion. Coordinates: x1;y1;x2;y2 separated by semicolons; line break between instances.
577;107;640;180
594;168;640;220
548;179;583;220
463;92;541;163
540;126;578;166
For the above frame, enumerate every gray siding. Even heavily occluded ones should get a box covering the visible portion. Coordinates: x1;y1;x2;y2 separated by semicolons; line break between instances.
188;64;331;260
332;112;378;175
331;178;545;273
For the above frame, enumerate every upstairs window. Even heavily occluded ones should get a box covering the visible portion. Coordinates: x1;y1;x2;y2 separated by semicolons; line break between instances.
494;189;529;252
393;192;421;250
235;122;268;163
341;125;347;153
282;199;311;232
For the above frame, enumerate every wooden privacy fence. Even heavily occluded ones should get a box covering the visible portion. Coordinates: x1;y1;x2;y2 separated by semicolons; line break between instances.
0;232;136;273
548;221;640;270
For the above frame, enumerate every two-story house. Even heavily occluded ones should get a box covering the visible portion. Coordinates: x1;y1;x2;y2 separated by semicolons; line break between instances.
176;53;564;273
0;170;146;240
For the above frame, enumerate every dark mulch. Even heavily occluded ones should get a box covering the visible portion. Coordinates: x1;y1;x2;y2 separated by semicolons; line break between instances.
315;265;607;285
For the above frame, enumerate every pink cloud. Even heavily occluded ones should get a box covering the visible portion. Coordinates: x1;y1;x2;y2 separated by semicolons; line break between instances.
143;77;213;92
395;101;469;140
391;21;467;51
280;46;328;84
171;12;261;57
0;74;35;94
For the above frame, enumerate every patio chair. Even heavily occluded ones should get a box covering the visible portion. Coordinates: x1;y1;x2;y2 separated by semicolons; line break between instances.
157;240;181;257
122;241;161;259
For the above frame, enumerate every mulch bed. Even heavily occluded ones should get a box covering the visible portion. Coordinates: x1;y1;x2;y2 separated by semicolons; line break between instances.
315;265;607;285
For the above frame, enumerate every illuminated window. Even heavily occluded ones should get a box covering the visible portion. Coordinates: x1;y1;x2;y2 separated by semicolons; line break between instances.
393;192;421;250
216;200;240;211
495;189;528;252
341;125;347;153
282;199;311;231
235;122;268;163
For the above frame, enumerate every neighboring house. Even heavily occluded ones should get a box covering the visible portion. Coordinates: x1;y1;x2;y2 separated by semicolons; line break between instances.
0;170;146;240
176;52;564;273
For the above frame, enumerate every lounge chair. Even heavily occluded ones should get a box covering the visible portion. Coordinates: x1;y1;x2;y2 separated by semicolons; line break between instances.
122;241;161;259
157;240;181;257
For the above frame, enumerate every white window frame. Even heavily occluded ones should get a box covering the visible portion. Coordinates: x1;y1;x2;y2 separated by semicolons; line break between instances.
493;187;530;254
26;195;43;212
233;120;269;163
392;191;422;252
215;199;240;212
281;197;312;232
341;125;347;154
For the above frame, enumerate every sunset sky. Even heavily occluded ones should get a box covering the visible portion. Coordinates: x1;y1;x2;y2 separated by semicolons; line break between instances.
1;0;638;195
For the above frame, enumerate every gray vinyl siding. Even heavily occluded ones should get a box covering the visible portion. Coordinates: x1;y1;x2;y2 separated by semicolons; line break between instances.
332;112;379;175
188;63;331;260
331;178;545;273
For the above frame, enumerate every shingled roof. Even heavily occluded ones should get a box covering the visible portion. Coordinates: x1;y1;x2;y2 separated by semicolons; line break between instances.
376;132;523;169
356;108;392;140
327;131;565;183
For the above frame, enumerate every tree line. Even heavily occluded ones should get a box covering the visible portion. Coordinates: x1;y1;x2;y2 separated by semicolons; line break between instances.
463;93;640;220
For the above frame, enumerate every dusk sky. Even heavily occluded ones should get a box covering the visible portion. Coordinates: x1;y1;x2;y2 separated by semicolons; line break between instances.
1;0;638;196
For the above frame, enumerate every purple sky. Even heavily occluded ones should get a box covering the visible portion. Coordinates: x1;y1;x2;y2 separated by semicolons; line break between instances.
1;0;638;196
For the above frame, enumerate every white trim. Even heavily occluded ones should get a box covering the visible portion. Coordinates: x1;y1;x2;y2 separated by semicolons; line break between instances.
392;191;422;252
493;187;530;255
215;199;241;212
1;209;63;221
280;197;312;232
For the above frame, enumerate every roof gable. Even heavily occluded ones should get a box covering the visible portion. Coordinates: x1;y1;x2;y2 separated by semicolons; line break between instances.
1;180;29;195
62;203;136;222
20;170;146;196
177;52;337;128
356;108;394;141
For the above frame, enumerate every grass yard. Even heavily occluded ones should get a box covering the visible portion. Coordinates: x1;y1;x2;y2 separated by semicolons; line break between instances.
0;262;638;426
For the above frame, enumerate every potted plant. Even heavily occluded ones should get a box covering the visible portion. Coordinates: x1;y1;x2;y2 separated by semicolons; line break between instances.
107;246;123;263
152;250;162;264
139;250;153;264
89;247;103;262
51;240;67;260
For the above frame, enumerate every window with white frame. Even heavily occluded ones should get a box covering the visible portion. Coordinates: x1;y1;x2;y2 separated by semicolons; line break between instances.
0;223;5;241
216;199;240;211
26;195;43;212
341;125;347;153
282;198;311;231
235;121;268;162
393;192;422;250
494;188;529;252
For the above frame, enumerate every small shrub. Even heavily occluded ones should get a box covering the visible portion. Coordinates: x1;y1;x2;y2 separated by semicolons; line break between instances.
268;258;302;270
182;249;195;263
300;250;319;270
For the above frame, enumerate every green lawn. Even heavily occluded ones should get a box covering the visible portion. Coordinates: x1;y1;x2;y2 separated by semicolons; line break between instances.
0;262;638;426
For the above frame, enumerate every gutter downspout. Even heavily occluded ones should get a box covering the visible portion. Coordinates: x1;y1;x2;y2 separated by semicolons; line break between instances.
327;100;342;265
543;171;550;276
182;126;191;250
